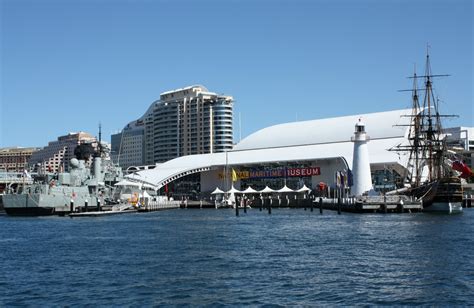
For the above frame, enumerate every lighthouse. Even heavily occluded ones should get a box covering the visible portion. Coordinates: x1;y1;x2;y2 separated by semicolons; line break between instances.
351;119;373;196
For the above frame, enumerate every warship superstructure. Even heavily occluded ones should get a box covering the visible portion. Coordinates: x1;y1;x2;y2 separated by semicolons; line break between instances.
3;140;123;216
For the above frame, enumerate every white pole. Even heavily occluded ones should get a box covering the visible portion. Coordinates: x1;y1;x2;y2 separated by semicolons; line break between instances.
239;112;242;142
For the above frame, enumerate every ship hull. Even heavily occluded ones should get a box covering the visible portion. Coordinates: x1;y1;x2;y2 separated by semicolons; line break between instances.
4;206;55;216
2;190;97;216
423;201;463;213
411;177;463;214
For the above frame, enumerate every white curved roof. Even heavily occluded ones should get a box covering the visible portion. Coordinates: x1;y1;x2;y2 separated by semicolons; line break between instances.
126;109;412;189
233;109;411;151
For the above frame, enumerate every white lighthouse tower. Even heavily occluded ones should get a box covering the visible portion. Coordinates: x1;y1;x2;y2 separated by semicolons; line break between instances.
351;119;373;196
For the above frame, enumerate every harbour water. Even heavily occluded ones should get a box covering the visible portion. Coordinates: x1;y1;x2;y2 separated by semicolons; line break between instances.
1;209;473;306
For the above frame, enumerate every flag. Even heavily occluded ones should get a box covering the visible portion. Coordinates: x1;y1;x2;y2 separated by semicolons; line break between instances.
347;169;353;186
452;160;473;179
232;168;238;182
164;184;169;198
335;171;341;187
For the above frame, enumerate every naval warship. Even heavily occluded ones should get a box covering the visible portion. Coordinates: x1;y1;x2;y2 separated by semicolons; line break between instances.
2;142;123;216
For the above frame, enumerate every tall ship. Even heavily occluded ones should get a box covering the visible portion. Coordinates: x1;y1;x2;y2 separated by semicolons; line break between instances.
2;136;124;216
391;51;470;213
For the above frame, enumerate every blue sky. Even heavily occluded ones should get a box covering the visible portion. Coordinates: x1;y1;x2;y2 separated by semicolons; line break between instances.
1;0;472;147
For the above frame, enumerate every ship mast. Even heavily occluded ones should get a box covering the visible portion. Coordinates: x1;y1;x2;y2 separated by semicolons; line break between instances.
418;50;452;182
410;66;422;187
424;51;436;181
97;122;103;158
392;48;456;187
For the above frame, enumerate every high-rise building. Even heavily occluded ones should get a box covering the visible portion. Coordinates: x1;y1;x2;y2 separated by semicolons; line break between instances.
112;85;233;168
0;147;40;172
29;132;97;173
111;119;146;169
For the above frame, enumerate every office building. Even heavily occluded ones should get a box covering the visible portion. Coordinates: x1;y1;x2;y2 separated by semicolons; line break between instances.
29;132;97;173
0;147;40;173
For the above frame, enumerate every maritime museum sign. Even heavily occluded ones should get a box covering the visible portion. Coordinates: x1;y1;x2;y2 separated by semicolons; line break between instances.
220;167;321;180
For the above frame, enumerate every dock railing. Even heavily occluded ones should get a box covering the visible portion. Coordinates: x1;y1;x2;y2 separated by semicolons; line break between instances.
140;198;181;212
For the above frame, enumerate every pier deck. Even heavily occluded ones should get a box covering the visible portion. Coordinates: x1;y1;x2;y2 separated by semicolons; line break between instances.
69;209;137;217
314;196;423;213
137;200;181;212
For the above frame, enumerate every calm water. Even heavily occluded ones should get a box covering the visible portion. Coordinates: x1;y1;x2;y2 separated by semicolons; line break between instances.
1;208;473;306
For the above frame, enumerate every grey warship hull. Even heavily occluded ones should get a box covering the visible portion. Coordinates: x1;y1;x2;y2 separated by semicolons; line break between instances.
2;186;99;216
3;139;124;216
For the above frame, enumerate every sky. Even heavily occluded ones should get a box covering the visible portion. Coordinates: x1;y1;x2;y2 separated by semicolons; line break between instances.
0;0;472;147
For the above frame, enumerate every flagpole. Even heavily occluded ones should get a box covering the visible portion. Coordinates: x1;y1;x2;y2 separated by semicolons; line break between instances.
225;151;228;191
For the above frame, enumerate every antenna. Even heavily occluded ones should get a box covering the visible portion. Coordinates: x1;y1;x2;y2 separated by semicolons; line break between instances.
97;122;103;157
99;122;102;145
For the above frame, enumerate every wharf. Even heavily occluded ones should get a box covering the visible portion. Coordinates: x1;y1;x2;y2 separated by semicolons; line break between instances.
69;209;137;217
314;196;423;213
198;195;423;213
462;195;473;208
180;200;215;209
137;200;181;212
69;203;137;217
